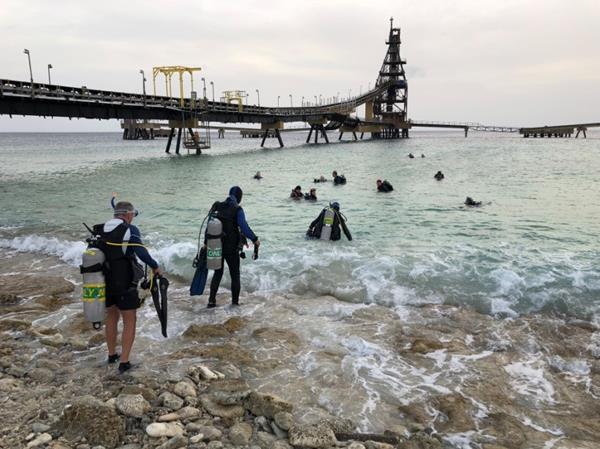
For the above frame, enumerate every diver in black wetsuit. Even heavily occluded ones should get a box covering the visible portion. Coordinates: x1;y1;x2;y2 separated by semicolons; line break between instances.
376;179;394;192
434;171;445;181
290;185;303;199
306;202;352;241
304;188;317;201
332;171;347;185
464;196;482;207
206;186;260;308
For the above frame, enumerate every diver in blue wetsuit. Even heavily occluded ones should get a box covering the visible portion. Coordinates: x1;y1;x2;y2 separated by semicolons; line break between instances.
206;186;260;307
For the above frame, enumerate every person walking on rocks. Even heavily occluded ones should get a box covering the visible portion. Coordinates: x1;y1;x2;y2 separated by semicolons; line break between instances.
102;201;160;373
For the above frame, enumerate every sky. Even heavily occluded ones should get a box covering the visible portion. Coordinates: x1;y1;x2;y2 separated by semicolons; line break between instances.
1;0;599;131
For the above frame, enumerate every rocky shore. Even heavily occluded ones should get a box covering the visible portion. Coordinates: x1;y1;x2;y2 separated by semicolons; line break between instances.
1;250;600;449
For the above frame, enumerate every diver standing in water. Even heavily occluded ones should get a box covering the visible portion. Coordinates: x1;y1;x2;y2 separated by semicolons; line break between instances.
306;202;352;241
102;201;160;374
206;186;260;308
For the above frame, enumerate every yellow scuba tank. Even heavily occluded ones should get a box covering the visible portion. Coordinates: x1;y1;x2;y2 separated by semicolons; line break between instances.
80;246;106;329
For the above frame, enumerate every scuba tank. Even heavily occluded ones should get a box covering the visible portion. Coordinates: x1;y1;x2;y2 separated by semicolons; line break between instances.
320;208;335;241
80;243;106;330
206;216;223;270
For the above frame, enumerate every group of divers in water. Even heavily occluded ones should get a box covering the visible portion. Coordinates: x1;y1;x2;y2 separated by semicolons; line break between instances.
80;157;483;373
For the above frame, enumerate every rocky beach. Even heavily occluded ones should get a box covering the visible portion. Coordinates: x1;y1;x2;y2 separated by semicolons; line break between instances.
1;248;599;449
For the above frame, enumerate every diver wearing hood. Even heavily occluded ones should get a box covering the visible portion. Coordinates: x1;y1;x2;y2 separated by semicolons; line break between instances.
206;186;260;307
306;202;352;241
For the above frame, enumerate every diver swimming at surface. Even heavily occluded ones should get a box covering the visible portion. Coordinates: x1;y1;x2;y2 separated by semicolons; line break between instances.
306;202;352;241
464;196;482;207
304;188;317;201
434;171;445;181
332;171;347;185
377;179;394;192
290;185;303;199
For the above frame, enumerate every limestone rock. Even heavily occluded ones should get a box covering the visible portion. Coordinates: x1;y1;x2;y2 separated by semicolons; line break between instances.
27;433;52;448
160;391;185;410
255;431;277;448
120;385;158;402
272;441;293;449
173;381;197;399
40;333;65;348
185;424;222;441
288;422;337;448
57;395;124;449
410;338;444;354
207;441;224;449
190;433;205;443
274;411;294;431
223;316;248;333
252;327;302;352
158;406;201;422
348;443;366;449
183;323;230;340
156;435;188;449
145;422;185;438
319;417;355;434
0;377;23;391
29;367;55;383
200;395;245;419
115;394;151;418
229;422;253;445
244;392;293;419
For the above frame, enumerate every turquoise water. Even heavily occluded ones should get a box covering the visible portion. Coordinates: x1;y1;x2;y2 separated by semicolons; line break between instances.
1;131;599;318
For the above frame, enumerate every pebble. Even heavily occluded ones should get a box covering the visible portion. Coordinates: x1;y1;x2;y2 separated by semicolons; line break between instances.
31;422;50;433
173;381;197;399
189;433;205;443
26;433;52;448
146;422;185;438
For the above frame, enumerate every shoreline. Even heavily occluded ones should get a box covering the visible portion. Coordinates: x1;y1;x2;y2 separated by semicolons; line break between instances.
1;248;600;449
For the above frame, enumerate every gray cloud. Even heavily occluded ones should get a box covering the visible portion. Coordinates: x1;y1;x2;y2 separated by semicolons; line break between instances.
1;0;599;131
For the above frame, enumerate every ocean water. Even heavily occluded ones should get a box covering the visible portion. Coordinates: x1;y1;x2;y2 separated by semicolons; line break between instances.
1;130;598;318
2;130;600;439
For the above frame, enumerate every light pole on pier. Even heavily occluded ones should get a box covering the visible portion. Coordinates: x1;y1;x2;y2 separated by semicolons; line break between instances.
23;49;33;84
201;77;206;99
289;94;293;107
139;69;147;106
337;92;340;102
277;95;280;107
319;94;322;105
301;96;304;107
348;89;352;99
368;82;371;91
314;95;317;105
256;89;260;106
47;64;52;85
210;81;214;102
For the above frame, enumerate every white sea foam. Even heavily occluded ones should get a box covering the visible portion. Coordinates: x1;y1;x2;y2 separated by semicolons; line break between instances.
0;235;86;266
504;359;556;404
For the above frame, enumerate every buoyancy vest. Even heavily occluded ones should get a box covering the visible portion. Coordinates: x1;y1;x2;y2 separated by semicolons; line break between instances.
98;219;136;295
212;201;240;254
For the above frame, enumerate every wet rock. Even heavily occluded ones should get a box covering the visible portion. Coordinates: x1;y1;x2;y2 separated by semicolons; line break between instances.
160;391;185;410
115;394;151;418
36;358;61;371
56;395;124;449
223;316;248;333
0;274;74;299
432;394;475;433
0;292;19;304
183;323;230;340
320;417;355;434
27;433;52;447
255;416;271;433
274;411;294;431
187;364;223;382
156;435;188;449
173;381;197;398
216;362;241;379
158;406;201;422
40;333;65;348
288;422;337;448
145;422;185;438
170;343;254;365
399;431;442;449
120;385;157;403
364;442;395;449
27;368;54;383
0;318;31;331
207;378;251;406
552;440;600;449
409;338;444;354
480;413;526;449
200;395;244;419
189;433;205;443
244;392;293;419
229;422;253;445
252;327;302;352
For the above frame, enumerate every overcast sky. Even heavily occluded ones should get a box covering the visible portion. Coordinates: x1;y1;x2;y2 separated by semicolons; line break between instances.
1;0;599;131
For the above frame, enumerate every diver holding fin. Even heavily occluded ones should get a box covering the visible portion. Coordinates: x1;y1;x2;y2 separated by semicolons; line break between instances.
190;186;260;308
